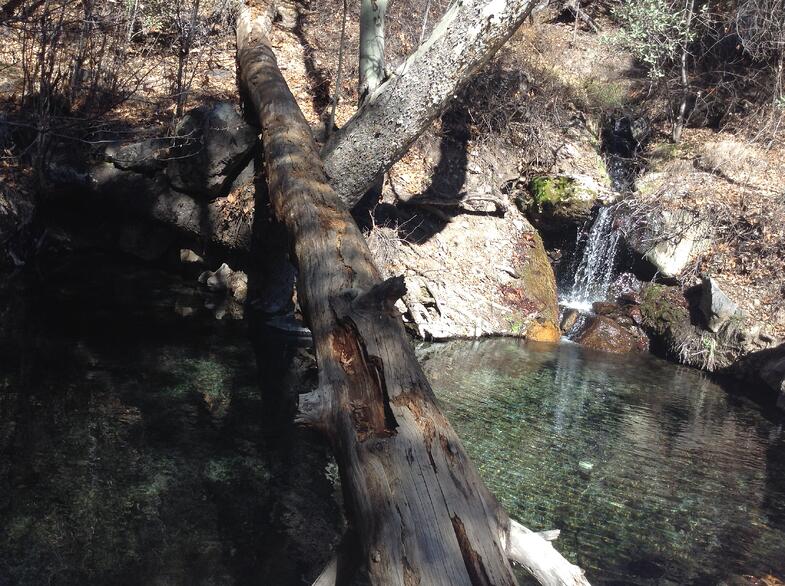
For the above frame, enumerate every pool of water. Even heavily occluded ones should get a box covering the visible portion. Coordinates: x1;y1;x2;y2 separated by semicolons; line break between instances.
418;338;785;585
0;256;340;586
2;257;784;585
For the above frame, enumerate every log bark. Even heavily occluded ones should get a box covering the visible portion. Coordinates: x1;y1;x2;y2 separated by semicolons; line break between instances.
322;0;538;207
237;4;589;585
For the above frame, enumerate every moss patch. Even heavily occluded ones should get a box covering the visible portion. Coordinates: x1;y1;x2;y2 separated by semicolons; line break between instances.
528;176;577;209
639;284;689;334
584;80;627;111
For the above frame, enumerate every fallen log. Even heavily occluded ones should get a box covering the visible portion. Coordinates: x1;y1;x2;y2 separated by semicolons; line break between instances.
322;0;539;207
237;4;589;585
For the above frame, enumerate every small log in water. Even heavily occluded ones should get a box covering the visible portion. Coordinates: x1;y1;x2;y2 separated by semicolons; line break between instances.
237;3;590;585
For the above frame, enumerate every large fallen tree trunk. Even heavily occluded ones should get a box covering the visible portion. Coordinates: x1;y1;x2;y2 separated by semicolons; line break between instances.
238;4;589;585
321;0;538;207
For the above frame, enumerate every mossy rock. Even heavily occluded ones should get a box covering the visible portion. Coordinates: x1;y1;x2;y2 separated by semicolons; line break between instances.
639;283;689;335
521;175;596;241
505;231;559;331
528;176;579;209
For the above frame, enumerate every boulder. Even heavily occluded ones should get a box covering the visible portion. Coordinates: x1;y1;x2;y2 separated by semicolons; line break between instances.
106;138;169;174
699;277;742;333
640;283;776;372
574;315;646;354
760;348;785;411
620;206;710;278
560;307;580;333
527;319;561;343
167;102;259;198
591;301;618;316
521;174;612;241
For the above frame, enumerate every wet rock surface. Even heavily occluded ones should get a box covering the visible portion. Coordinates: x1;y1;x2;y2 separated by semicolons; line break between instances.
573;313;648;354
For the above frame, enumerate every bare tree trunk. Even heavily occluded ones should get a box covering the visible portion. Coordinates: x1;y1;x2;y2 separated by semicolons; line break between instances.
327;0;348;139
237;4;589;585
359;0;387;103
672;0;695;144
322;0;538;207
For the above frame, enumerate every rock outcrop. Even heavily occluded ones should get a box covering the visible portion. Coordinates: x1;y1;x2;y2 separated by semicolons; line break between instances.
520;173;612;242
165;102;258;199
48;102;260;262
618;204;710;279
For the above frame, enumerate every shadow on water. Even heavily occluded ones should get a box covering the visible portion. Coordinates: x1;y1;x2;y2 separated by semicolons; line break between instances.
0;256;341;586
418;338;785;585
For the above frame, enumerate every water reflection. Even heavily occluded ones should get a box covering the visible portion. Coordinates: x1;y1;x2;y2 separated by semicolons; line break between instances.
0;257;340;586
418;339;785;585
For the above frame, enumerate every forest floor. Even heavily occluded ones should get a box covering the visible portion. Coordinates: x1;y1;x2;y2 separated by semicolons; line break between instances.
2;0;784;342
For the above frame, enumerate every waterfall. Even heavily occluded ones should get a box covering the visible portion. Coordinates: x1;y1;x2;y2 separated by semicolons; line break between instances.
562;205;620;311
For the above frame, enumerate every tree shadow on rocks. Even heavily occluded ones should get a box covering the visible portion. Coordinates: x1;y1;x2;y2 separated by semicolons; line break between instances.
390;105;472;245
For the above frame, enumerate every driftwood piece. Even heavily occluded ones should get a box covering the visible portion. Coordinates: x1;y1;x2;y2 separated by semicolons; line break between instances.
237;3;590;585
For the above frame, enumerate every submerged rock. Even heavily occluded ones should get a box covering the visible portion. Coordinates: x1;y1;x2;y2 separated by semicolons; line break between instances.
199;263;248;303
180;248;204;265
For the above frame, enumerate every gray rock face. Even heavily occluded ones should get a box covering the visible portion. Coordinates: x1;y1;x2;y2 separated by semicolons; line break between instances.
619;207;709;278
167;102;258;198
699;277;742;333
107;139;168;174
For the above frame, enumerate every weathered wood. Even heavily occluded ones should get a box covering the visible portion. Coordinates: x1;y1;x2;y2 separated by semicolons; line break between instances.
237;4;589;585
505;520;588;585
322;0;538;207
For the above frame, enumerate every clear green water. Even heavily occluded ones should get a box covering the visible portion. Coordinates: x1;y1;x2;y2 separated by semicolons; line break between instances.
2;258;784;585
0;257;340;586
418;338;785;585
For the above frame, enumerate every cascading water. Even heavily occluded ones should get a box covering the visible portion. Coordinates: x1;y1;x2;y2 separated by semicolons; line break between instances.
559;115;644;313
561;205;620;311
